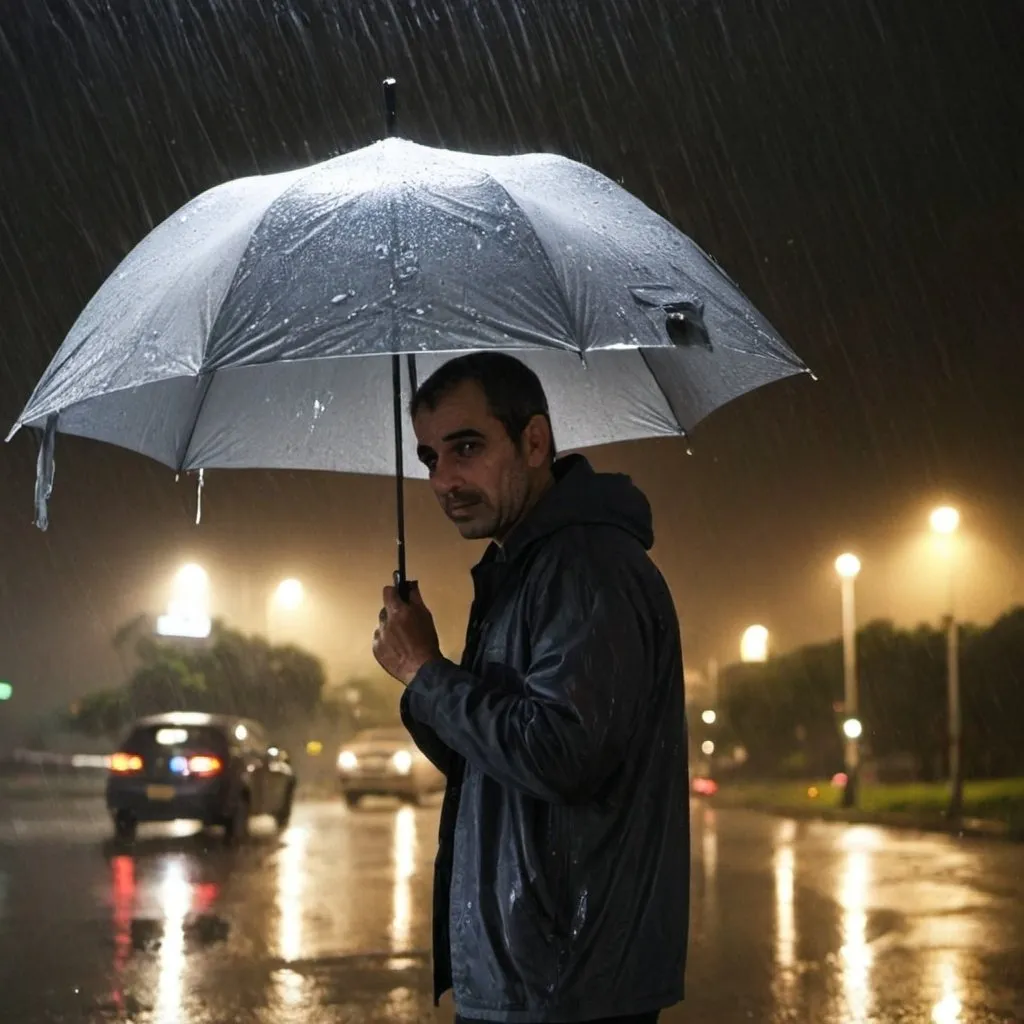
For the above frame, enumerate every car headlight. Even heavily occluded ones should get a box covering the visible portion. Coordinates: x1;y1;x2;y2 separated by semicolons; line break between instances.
338;750;358;771
391;750;413;774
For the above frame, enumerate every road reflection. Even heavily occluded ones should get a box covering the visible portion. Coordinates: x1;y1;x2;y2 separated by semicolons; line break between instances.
931;952;963;1023
837;827;879;1024
154;859;190;1024
109;855;135;1013
277;826;308;962
773;819;798;1006
390;806;417;952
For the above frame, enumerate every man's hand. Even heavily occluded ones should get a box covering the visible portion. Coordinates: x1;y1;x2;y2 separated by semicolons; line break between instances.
372;583;443;685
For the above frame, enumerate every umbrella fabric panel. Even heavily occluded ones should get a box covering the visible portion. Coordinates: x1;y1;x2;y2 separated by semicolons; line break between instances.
54;375;206;470
11;169;306;435
204;144;581;371
483;150;802;367
182;349;682;476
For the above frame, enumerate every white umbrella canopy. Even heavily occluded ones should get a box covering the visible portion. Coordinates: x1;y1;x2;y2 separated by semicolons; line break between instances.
11;85;807;587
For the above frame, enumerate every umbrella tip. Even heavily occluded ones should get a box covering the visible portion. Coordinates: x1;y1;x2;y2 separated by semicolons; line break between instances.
383;78;398;137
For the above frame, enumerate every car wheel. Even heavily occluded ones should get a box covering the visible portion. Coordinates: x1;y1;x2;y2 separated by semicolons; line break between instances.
224;795;250;846
113;811;137;843
343;792;362;810
275;785;295;829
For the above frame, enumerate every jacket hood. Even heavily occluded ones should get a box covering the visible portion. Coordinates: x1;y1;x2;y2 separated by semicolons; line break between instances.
504;454;654;557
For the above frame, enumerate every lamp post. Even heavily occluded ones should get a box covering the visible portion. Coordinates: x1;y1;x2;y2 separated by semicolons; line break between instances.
930;505;962;818
834;553;862;808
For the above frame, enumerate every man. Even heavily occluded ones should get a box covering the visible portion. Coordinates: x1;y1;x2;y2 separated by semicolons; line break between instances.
373;352;689;1024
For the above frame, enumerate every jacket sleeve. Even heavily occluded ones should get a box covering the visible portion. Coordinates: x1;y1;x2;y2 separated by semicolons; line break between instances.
402;554;646;804
400;686;455;775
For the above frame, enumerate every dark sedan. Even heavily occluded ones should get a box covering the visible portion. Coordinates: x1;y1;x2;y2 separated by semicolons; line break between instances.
106;712;296;844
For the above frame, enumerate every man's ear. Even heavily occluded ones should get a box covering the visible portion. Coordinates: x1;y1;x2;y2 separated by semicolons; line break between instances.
523;413;553;469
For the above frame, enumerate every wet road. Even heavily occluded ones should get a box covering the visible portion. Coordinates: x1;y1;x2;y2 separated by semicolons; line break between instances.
0;796;1021;1023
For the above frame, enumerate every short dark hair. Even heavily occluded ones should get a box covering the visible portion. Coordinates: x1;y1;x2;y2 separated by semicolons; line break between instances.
411;352;556;462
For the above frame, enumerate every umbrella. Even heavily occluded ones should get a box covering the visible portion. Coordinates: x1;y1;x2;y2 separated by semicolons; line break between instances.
9;79;808;592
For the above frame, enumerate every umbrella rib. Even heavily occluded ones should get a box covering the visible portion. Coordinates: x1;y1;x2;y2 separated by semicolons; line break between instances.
175;372;215;473
639;350;689;438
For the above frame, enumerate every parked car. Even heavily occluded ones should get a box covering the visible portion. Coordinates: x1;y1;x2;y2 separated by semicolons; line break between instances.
106;712;296;844
336;726;444;808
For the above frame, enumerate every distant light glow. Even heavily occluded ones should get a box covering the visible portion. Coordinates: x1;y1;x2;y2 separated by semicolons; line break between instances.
835;553;862;579
930;506;960;535
391;750;413;774
701;709;717;725
156;611;211;639
274;578;305;611
338;750;357;771
175;563;208;595
234;724;248;741
843;718;864;740
701;740;715;756
0;682;11;701
740;625;770;663
306;740;323;756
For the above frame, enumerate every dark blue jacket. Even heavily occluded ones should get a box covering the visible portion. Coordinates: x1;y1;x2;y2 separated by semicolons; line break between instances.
401;455;689;1023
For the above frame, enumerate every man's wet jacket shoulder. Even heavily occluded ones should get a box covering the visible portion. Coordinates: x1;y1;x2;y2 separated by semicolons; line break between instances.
400;455;689;1023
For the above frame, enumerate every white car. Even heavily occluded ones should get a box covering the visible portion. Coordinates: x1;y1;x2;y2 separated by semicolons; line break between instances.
336;727;445;808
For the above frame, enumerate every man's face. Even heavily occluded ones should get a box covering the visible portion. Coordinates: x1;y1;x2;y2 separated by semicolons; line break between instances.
413;381;543;541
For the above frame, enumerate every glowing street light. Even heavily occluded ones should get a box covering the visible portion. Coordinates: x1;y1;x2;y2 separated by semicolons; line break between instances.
834;552;861;580
157;562;211;639
274;578;305;611
930;505;962;817
842;717;863;740
701;740;715;756
740;625;769;663
930;505;961;536
701;709;717;726
266;577;306;643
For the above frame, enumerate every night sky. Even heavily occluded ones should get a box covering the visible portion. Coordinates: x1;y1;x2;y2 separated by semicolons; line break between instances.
1;0;1022;739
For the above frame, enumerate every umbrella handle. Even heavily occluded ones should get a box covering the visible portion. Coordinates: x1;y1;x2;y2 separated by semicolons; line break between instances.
393;571;417;603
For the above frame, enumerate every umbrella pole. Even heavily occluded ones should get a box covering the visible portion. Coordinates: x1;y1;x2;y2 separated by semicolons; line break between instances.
383;77;412;599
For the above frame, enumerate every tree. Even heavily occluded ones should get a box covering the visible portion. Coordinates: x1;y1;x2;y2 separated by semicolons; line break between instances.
720;609;1024;781
68;618;328;741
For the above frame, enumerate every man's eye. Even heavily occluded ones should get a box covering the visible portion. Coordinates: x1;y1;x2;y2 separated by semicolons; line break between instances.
455;441;478;457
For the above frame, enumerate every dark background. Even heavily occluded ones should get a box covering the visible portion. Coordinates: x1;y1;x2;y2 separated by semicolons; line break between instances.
1;0;1022;739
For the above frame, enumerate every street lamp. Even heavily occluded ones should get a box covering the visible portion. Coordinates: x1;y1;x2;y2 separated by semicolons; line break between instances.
157;563;211;639
274;578;305;611
266;577;305;642
835;553;861;808
930;505;962;818
740;625;769;663
701;709;717;726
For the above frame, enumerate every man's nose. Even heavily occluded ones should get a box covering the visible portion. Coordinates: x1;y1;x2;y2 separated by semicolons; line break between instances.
431;457;464;495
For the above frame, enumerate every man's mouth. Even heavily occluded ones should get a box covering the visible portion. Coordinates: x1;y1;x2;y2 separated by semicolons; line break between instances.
446;500;480;518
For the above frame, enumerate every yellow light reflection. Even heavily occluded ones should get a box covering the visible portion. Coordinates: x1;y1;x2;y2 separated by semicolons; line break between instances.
772;820;799;1011
154;859;190;1024
278;827;309;962
272;967;307;1018
837;831;876;1024
775;845;796;970
931;954;963;1023
390;806;417;952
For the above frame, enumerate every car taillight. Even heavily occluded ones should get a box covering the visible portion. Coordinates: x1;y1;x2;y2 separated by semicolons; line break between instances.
110;752;143;774
169;754;222;777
